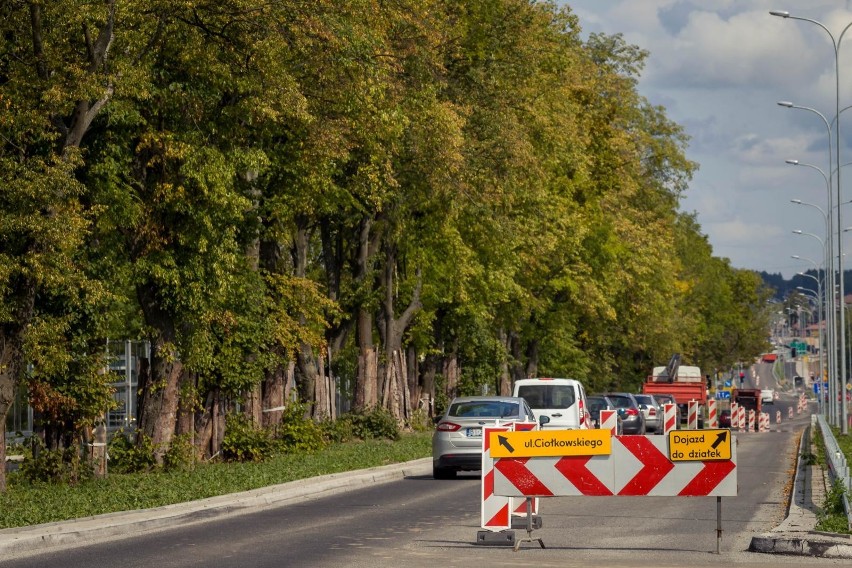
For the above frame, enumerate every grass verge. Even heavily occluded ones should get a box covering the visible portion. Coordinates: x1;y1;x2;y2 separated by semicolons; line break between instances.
813;426;852;534
0;431;431;529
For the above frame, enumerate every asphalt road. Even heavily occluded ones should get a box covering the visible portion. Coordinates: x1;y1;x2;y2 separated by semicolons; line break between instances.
3;401;847;568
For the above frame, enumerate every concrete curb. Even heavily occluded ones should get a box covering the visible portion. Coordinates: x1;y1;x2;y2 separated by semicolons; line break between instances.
749;533;852;558
0;457;433;557
748;423;852;558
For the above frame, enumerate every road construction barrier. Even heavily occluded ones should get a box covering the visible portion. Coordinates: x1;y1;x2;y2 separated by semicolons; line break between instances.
731;402;739;430
599;409;618;436
759;412;769;432
480;422;539;533
487;429;737;552
481;425;513;531
687;400;699;430
738;405;746;431
707;398;717;429
788;406;793;420
663;403;677;434
748;409;755;432
776;410;781;426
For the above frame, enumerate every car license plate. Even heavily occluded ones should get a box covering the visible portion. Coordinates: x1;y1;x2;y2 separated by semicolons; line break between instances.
466;427;482;437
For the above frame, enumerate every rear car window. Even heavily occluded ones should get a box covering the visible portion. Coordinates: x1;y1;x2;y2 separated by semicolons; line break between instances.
608;395;633;409
448;401;519;418
516;385;576;409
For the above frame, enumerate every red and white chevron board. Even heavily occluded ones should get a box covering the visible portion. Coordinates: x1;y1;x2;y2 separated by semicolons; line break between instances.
738;405;745;431
776;410;781;425
662;403;677;434
707;399;717;428
481;422;539;532
493;434;736;497
731;402;739;430
788;406;793;420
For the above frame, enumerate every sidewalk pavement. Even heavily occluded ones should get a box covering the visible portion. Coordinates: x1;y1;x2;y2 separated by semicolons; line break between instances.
0;457;433;558
749;424;852;559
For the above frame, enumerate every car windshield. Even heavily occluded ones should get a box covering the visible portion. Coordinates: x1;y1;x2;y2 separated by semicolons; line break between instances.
516;385;576;409
448;401;519;418
635;395;654;406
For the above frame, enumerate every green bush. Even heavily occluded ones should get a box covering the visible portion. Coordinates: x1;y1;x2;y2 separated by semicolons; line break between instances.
342;407;400;441
17;438;88;485
816;478;851;534
319;417;355;444
408;408;432;432
272;404;327;452
107;431;157;473
164;433;197;472
221;414;277;462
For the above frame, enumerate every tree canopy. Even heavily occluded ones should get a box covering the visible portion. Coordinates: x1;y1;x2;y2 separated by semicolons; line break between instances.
0;0;774;488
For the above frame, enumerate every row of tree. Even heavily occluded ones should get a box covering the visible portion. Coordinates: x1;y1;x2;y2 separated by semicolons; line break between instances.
0;0;773;490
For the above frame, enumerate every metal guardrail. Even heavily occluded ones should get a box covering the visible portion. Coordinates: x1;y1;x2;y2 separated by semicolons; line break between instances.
815;414;852;530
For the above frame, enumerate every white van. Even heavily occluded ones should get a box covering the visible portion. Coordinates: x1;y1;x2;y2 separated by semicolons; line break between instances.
512;378;590;430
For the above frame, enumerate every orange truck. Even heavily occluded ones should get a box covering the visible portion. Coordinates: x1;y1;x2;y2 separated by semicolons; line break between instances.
642;354;707;428
731;388;761;431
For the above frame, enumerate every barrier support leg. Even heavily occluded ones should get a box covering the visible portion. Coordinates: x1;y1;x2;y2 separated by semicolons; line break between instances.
715;496;722;554
513;497;545;552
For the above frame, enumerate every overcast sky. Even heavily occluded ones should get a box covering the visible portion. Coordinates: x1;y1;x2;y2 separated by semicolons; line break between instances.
563;1;852;279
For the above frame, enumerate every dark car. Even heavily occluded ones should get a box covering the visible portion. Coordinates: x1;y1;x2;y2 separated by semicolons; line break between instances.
587;395;624;434
651;393;681;428
602;392;646;435
719;409;731;428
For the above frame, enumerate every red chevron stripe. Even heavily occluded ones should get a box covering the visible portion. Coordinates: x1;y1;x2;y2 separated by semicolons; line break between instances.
678;459;736;496
618;436;674;495
483;468;495;499
494;458;554;496
553;456;612;495
484;503;510;527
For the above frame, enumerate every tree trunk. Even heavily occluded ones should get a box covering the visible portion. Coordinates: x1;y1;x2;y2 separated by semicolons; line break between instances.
261;360;286;427
312;352;335;420
356;343;378;409
352;216;381;410
525;338;539;379
193;389;225;459
406;344;420;413
0;285;34;492
420;354;439;417
498;329;512;396
443;348;459;400
135;330;182;464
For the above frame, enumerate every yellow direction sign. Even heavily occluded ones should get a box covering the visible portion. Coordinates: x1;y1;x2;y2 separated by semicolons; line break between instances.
668;429;731;462
489;429;611;458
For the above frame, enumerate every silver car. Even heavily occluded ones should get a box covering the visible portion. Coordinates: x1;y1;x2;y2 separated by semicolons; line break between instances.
634;393;663;434
431;396;538;479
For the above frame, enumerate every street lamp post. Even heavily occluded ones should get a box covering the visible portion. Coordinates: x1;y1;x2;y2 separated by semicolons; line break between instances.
793;253;837;422
797;283;826;415
773;10;852;434
792;228;832;414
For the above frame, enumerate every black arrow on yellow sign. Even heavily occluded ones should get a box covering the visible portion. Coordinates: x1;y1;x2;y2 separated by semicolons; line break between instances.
711;431;728;449
498;435;515;454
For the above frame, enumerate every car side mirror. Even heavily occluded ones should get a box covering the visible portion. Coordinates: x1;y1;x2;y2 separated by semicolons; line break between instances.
538;415;550;427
